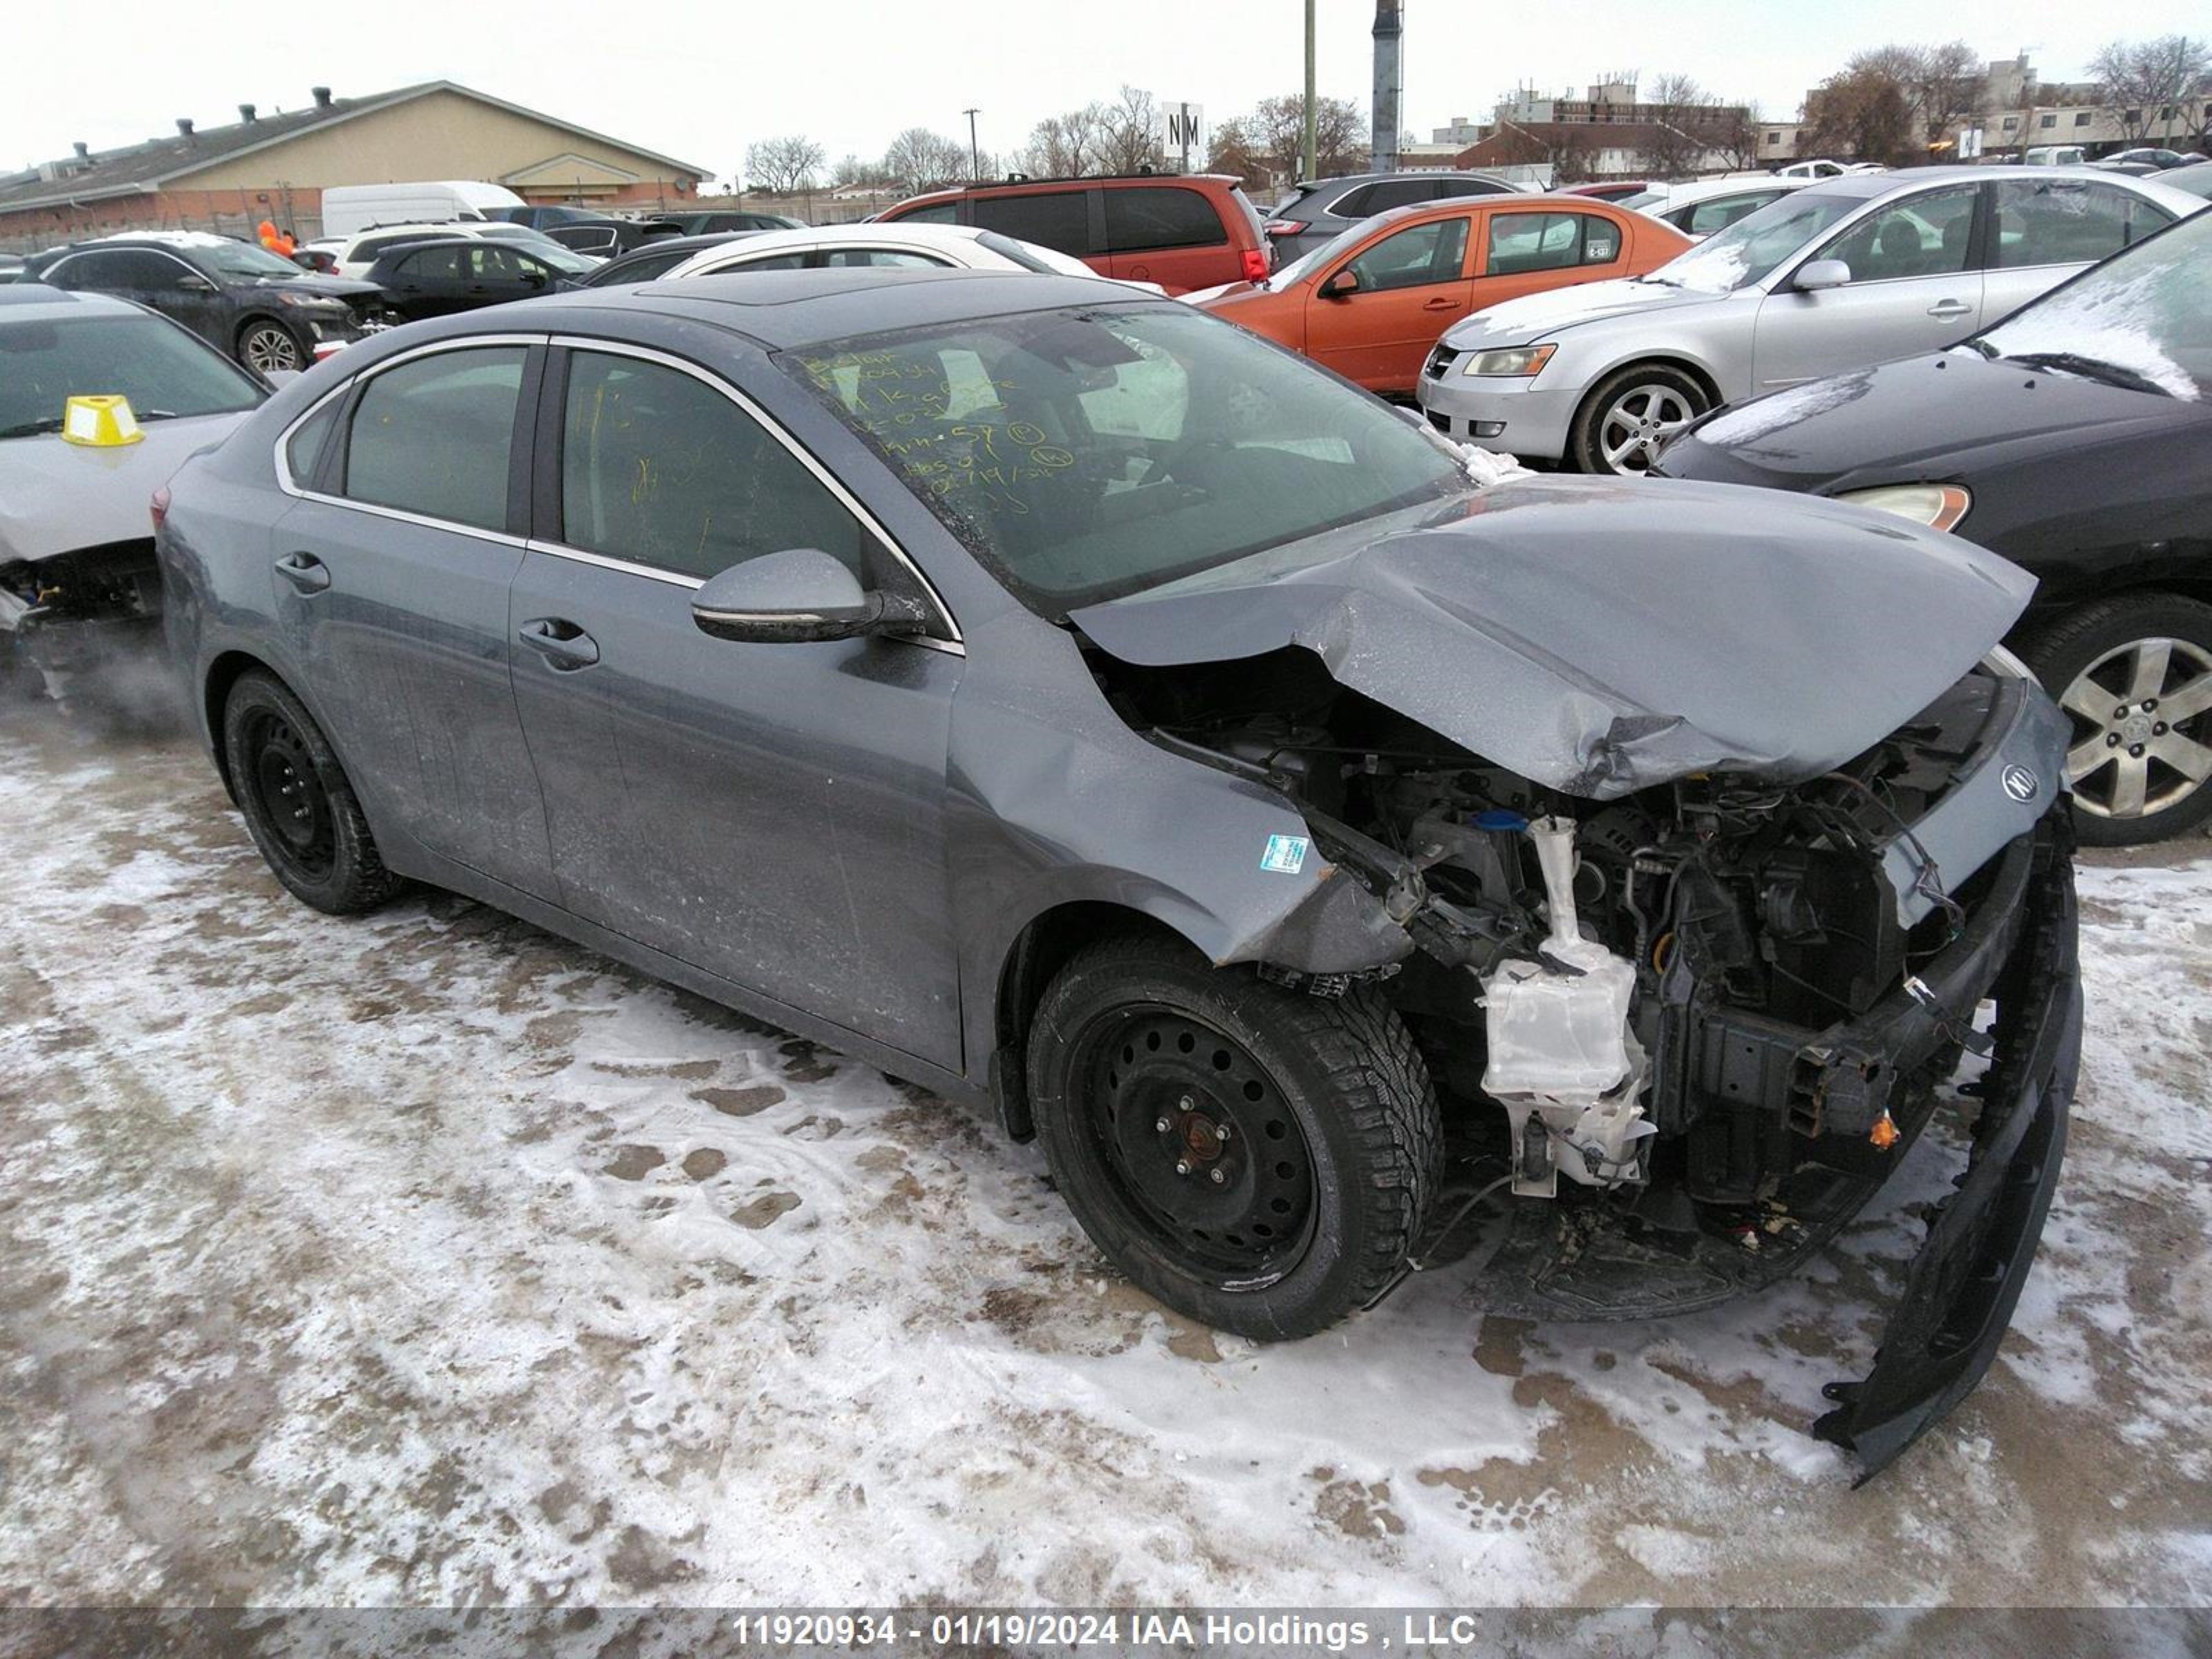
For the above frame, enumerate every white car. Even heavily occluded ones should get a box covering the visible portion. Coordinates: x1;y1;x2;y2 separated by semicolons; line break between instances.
330;221;599;279
656;222;1125;284
1622;176;1806;238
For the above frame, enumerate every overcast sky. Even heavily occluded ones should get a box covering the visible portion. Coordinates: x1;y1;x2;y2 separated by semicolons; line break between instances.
8;0;2117;185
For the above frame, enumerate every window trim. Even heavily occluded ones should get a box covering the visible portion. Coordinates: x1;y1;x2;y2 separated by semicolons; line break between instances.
271;332;544;547
537;336;962;650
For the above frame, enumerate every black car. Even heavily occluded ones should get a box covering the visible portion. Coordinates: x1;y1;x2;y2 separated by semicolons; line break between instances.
25;234;386;373
646;209;806;236
363;238;581;321
543;219;679;259
573;230;760;287
489;204;617;230
1657;206;2212;844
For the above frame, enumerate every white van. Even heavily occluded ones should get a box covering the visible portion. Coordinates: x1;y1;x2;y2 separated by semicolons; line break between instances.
319;181;525;238
2023;144;2088;167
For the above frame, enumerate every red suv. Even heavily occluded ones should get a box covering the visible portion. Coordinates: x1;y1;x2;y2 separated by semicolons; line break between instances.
877;174;1270;294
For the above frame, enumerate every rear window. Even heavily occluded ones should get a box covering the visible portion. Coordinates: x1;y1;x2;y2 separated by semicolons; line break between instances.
972;189;1095;254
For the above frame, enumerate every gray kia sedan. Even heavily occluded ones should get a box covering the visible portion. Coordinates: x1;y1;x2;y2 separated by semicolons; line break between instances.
159;270;2081;1475
1418;166;2204;474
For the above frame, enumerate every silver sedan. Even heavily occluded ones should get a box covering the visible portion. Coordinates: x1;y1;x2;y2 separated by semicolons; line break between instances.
1416;166;2207;474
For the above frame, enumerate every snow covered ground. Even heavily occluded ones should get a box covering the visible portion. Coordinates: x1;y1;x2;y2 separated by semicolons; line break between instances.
2;706;2208;1613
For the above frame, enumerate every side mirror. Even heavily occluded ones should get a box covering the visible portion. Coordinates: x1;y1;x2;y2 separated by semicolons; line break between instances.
1319;268;1360;299
1794;259;1850;292
691;547;930;644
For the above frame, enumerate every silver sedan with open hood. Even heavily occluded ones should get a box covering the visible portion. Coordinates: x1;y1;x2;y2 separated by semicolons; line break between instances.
158;268;2081;1479
1417;166;2204;474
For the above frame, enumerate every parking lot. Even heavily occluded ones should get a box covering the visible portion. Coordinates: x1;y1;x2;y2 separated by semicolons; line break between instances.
3;701;2206;1611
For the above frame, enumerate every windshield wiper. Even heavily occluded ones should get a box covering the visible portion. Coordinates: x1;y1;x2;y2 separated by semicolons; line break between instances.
2003;350;2171;397
0;415;66;440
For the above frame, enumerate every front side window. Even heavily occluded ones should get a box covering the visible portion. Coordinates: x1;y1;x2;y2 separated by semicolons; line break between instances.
713;251;808;274
0;315;263;438
1346;217;1470;290
785;304;1464;612
1993;179;2168;268
559;351;875;581
896;203;960;225
1105;187;1227;252
1815;186;1978;281
400;245;462;282
1650;185;1878;291
972;190;1095;255
341;346;526;532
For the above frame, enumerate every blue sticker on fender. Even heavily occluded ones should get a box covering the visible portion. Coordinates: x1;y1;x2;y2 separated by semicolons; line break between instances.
1260;834;1309;875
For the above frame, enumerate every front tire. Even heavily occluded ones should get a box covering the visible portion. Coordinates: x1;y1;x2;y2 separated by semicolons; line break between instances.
1569;362;1711;475
236;317;305;374
222;671;402;913
1026;935;1441;1340
2025;592;2212;845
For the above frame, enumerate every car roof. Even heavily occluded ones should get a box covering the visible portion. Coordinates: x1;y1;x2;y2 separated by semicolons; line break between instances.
1645;176;1804;203
891;172;1241;212
0;284;143;321
373;268;1143;356
690;222;1000;255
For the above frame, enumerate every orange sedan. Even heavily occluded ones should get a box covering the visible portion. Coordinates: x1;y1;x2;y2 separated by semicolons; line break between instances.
1194;194;1691;397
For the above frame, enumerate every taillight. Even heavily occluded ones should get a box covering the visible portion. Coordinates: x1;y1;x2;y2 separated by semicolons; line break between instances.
1264;219;1307;236
1239;247;1270;283
150;485;171;532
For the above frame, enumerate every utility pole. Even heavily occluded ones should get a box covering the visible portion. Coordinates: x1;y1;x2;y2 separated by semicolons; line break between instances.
963;108;982;181
1302;0;1318;180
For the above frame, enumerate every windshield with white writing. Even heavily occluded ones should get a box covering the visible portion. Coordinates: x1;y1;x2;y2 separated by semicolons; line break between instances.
785;304;1465;612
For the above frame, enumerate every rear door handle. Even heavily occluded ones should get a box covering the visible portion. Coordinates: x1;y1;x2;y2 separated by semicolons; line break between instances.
517;617;599;670
274;551;330;594
1926;299;1973;319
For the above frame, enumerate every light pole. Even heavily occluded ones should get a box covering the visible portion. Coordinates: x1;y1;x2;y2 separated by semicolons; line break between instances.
1302;0;1317;180
963;107;982;181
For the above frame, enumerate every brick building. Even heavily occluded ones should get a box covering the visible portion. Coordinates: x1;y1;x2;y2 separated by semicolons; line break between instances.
0;81;709;250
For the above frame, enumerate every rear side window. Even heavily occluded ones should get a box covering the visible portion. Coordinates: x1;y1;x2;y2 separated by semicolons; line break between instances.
820;247;948;268
972;189;1095;254
1105;186;1226;252
1485;212;1617;274
1680;192;1779;235
896;202;960;225
341;346;526;533
1356;178;1437;214
1993;179;2170;268
400;245;461;281
48;250;187;290
285;397;340;486
559;351;875;581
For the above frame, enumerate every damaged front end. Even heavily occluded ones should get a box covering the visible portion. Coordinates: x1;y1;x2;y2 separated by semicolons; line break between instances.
1;538;165;700
1071;484;2083;1478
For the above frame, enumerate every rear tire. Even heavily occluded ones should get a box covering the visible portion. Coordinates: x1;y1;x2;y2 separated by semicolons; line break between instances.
1026;934;1441;1340
2024;592;2212;846
1569;362;1711;475
222;671;402;913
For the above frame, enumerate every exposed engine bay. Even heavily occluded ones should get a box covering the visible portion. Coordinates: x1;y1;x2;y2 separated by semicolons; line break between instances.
0;539;165;701
1088;637;2083;1477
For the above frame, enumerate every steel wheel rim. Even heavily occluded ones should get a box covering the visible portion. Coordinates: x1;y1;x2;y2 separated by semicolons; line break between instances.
1073;1006;1317;1284
242;326;301;373
2059;635;2212;820
246;711;337;877
1597;383;1696;472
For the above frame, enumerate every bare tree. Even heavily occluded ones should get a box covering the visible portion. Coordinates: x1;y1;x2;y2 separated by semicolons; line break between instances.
1016;104;1107;176
881;128;967;196
1803;64;1915;166
1100;86;1164;174
745;135;827;196
2092;35;2211;145
1638;73;1718;178
1835;43;1985;157
1240;92;1365;180
1712;102;1764;171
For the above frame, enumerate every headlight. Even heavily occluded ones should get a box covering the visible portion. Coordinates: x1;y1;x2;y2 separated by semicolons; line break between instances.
274;292;344;310
1835;482;1972;532
1461;344;1557;377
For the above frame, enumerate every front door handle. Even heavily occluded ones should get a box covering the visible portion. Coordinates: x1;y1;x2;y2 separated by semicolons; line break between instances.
517;617;599;670
1422;296;1458;310
274;551;331;594
1926;299;1973;319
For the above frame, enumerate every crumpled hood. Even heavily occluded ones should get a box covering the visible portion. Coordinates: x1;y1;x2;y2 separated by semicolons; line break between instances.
1440;277;1727;349
0;413;247;565
258;275;384;303
1070;475;2038;799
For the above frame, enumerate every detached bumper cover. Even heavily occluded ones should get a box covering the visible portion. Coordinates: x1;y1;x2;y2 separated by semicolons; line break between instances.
1813;821;2081;1479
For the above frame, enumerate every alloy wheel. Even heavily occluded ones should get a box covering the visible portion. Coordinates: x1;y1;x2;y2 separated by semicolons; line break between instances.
241;324;303;373
1597;383;1697;473
2059;636;2212;821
